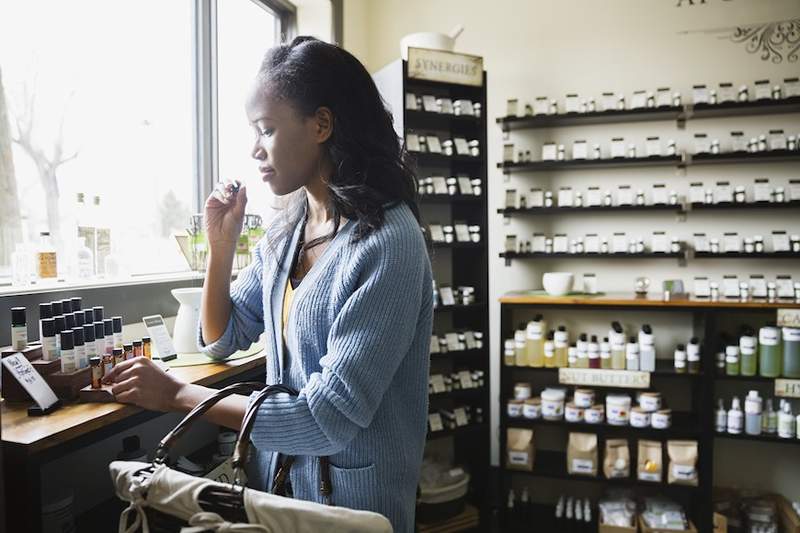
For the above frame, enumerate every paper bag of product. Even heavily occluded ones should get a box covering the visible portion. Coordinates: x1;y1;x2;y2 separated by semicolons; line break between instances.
567;432;597;476
603;438;630;479
507;428;535;471
667;440;698;486
637;440;663;482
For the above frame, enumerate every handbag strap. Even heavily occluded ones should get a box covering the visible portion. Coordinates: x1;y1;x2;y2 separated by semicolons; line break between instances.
153;382;267;464
233;384;334;505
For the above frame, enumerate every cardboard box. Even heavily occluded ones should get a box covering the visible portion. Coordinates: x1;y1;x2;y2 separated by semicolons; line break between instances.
713;512;727;533
599;522;638;533
776;494;800;533
638;517;697;533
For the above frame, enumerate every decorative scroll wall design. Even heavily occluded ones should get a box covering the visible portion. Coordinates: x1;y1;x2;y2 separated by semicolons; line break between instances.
728;19;800;63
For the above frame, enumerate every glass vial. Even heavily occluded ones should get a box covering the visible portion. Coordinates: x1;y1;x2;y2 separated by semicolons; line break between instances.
10;306;28;350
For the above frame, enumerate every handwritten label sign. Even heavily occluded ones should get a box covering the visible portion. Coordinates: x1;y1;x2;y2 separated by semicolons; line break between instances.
775;379;800;399
777;308;800;328
2;353;59;410
559;368;651;389
407;47;483;87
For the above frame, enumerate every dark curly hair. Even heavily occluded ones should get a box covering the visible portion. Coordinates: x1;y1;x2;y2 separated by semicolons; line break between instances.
258;36;421;251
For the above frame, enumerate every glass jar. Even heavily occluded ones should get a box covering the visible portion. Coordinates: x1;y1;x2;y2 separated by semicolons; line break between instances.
446;177;458;196
442;140;454;156
468;140;480;157
443;226;454;244
754;236;764;253
471;178;482;196
744;238;755;253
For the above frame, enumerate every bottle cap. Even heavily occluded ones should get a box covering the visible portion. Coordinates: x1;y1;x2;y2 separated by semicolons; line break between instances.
94;321;105;338
41;318;55;337
113;348;123;356
93;306;105;322
90;356;101;366
60;330;75;350
142;336;151;343
112;316;123;333
83;309;95;324
39;302;53;320
72;327;84;345
51;300;63;316
83;324;95;342
11;307;26;325
64;314;75;330
61;299;73;314
54;316;66;333
73;311;85;328
104;319;113;336
70;297;82;311
132;340;142;347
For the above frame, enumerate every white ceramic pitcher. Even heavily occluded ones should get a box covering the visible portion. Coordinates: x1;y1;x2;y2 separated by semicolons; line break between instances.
171;287;203;354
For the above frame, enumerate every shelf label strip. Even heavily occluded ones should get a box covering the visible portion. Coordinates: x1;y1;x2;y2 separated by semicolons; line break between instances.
775;379;800;399
558;368;651;389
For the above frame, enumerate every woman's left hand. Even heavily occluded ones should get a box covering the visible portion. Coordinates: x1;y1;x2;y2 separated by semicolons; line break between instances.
103;357;186;412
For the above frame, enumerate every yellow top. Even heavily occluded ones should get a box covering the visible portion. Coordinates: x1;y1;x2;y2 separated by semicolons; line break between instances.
282;278;295;342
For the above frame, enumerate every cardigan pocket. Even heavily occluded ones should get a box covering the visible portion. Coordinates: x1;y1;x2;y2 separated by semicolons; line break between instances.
328;462;379;512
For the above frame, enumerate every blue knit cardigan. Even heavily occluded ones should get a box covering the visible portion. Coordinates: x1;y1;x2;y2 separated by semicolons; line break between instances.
199;202;433;532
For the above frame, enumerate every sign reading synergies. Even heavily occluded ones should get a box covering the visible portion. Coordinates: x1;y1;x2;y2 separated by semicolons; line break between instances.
559;368;651;389
407;47;483;87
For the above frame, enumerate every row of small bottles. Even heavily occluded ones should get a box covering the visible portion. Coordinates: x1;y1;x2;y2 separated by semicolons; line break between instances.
505;318;687;372
717;392;799;439
505;488;593;532
714;325;800;379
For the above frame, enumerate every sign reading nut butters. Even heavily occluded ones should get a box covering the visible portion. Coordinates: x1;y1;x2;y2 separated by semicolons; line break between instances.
559;368;651;389
407;47;483;87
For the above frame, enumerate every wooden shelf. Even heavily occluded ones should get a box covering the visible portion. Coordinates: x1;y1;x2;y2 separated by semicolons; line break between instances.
431;348;487;358
712;372;783;383
495;96;800;130
715;432;800;446
498;291;800;309
504;450;700;491
427;423;487;442
500;252;684;260
429;388;485;401
505;411;700;439
693;251;800;259
406;109;482;127
504;361;703;380
498;155;681;172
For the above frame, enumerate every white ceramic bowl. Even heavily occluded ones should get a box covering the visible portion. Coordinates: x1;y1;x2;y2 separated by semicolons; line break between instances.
542;272;574;296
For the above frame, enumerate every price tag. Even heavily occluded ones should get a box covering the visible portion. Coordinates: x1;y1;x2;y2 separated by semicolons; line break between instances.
613;233;628;254
586;188;602;207
585;234;600;253
453;138;470;156
2;354;60;411
529;189;544;207
429;336;440;354
143;315;178;360
446;333;461;352
432;176;448;195
430;374;447;394
532;234;546;252
454;407;469;427
463;331;477;350
439;286;456;306
750;276;767;298
457;177;473;195
458;370;474;389
558;187;574;207
428;413;444;432
554;234;569;253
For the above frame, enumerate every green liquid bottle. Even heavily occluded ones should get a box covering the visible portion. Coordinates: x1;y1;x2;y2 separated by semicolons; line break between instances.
739;329;758;377
759;326;782;378
782;327;800;378
725;345;740;376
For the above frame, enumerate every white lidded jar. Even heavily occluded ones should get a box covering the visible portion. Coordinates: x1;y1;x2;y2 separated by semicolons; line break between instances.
541;388;566;421
744;390;763;436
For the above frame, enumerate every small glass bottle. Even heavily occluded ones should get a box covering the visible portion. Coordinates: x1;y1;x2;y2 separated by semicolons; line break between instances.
727;396;743;434
625;336;640;371
609;322;626;370
674;344;687;374
745;390;763;436
687;338;702;374
739;328;758;376
504;339;515;366
588;335;601;369
514;323;527;366
544;331;556;368
132;340;143;358
600;337;612;369
759;325;783;377
36;231;58;279
10;307;28;350
554;326;569;368
119;344;132;365
90;356;103;389
716;399;727;433
103;350;115;376
778;401;795;439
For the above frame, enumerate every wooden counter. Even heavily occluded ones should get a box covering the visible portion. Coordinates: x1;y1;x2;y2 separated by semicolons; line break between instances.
2;351;266;533
499;291;800;309
1;352;266;454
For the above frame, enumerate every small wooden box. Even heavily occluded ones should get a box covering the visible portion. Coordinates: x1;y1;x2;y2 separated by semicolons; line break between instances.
79;384;115;403
31;358;61;376
1;357;63;402
45;367;91;400
1;344;43;361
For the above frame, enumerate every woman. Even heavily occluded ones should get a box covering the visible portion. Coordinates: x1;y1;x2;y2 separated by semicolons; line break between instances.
103;36;433;532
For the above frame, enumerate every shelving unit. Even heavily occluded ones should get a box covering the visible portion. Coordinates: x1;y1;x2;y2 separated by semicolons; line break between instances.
374;59;490;530
497;200;800;217
500;251;684;261
498;294;800;533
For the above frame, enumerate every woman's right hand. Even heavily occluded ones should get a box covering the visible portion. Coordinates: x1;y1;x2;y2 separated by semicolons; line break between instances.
204;180;248;253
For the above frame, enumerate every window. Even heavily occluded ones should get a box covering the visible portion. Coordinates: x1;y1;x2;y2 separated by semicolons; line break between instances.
218;0;280;225
0;0;291;285
0;0;194;278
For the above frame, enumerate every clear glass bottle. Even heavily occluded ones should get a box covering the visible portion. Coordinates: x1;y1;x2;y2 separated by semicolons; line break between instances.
609;322;626;370
687;338;702;374
727;396;743;434
36;231;58;279
726;345;740;376
715;399;727;432
626;336;640;370
76;237;94;279
504;339;515;366
544;331;556;368
674;344;687;374
744;390;763;435
525;315;546;368
600;337;612;369
638;325;656;372
778;401;795;439
514;323;527;366
783;327;800;378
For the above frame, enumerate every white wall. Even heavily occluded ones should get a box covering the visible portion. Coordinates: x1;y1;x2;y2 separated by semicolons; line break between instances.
296;0;333;42
344;0;800;500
